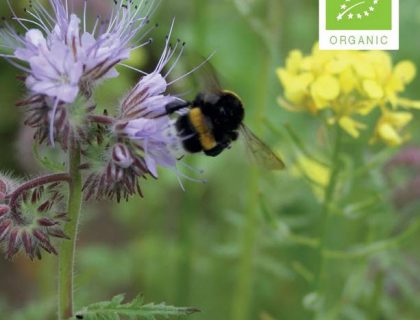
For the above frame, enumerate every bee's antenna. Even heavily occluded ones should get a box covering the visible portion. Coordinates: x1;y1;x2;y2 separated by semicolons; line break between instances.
167;51;217;86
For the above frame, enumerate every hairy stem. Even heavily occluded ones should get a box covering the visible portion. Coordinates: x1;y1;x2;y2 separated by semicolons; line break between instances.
58;138;83;319
8;173;71;210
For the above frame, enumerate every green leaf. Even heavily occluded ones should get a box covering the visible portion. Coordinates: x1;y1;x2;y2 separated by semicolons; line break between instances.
72;294;200;320
32;143;66;172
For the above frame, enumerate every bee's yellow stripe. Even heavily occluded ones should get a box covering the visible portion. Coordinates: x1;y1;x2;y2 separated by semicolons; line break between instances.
189;108;217;151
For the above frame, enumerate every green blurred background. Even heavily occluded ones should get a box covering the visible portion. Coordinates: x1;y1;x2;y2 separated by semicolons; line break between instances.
1;0;420;319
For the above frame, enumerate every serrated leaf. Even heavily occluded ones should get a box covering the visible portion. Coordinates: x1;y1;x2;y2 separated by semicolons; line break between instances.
72;294;200;320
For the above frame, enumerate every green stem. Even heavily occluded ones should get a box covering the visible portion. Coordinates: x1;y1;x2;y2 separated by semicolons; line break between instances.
368;269;384;320
231;168;259;320
58;138;83;320
313;125;343;295
231;2;283;318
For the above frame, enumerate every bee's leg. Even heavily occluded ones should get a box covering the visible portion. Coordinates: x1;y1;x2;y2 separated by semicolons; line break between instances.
165;101;191;115
228;131;239;141
193;93;206;106
204;142;229;157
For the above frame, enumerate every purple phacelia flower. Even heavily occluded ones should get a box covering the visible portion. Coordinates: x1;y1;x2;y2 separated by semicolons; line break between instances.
19;30;84;103
83;71;183;200
83;27;204;201
0;0;154;142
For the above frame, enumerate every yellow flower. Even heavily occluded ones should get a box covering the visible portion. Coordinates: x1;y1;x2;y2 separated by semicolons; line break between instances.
277;43;420;145
372;111;413;146
394;61;416;85
310;75;340;109
285;50;304;73
277;69;313;106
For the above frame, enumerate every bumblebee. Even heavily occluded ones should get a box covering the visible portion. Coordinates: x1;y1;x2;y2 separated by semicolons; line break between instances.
164;80;285;170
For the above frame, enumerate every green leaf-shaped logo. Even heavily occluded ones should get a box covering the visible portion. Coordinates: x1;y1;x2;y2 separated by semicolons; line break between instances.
326;0;392;30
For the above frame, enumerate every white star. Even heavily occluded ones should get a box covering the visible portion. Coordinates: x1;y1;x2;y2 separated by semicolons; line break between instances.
337;14;343;21
357;14;362;19
364;11;369;16
369;6;374;11
341;4;347;9
348;13;353;19
374;0;379;4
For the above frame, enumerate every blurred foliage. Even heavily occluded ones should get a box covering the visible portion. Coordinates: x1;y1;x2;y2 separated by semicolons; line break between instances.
1;0;420;320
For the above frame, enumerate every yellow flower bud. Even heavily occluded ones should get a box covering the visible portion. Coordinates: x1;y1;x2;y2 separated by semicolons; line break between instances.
394;61;416;85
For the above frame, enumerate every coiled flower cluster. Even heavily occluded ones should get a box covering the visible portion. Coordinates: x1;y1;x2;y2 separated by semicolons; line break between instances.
0;174;70;259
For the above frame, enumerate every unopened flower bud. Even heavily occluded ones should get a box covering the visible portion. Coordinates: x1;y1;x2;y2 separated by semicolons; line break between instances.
33;229;49;244
112;143;134;169
21;230;33;258
37;217;58;227
0;179;6;195
0;180;5;191
0;219;12;240
37;200;52;213
6;228;20;259
47;228;70;240
0;205;10;217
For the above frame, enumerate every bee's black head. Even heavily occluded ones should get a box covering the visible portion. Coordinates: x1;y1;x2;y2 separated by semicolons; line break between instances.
204;91;244;131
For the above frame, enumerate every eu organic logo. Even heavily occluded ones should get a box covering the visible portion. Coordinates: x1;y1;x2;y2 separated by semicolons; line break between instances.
327;0;392;30
319;0;399;50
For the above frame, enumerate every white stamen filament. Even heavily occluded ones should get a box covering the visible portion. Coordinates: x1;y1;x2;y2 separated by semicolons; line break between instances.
119;63;148;75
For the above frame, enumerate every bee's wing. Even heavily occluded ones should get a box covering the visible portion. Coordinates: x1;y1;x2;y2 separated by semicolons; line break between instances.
164;52;223;105
193;54;223;94
240;125;286;170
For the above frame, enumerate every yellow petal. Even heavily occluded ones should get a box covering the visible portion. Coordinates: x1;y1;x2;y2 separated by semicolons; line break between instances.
396;98;420;109
339;68;357;94
378;123;402;146
339;116;366;138
374;111;413;146
354;101;377;115
353;60;375;79
386;112;413;127
363;80;384;99
365;51;392;82
394;61;416;84
285;50;303;73
278;70;314;105
386;75;404;94
327;58;349;74
311;75;340;101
